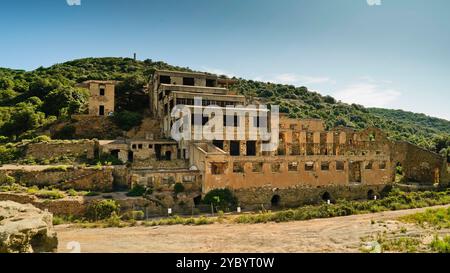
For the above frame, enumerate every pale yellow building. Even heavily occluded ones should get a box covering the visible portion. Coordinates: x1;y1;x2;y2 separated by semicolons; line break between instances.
77;80;116;116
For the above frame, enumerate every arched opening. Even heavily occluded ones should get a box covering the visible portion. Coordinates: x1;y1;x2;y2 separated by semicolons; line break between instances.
193;195;202;206
271;195;281;207
395;162;405;183
322;192;332;202
368;190;376;200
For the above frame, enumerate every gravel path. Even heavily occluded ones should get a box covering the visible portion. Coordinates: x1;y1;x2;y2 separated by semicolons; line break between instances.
56;205;450;253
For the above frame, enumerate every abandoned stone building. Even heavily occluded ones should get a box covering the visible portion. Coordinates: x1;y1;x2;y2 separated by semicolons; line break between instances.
77;80;116;116
72;69;447;208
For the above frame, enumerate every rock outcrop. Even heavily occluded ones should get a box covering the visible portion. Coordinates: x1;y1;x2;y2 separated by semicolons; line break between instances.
0;201;58;253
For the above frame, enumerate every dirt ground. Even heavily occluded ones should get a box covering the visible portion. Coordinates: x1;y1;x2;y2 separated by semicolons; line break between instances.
56;205;450;253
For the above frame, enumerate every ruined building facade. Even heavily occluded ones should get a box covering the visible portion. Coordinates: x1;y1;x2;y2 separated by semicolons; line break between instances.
87;70;449;207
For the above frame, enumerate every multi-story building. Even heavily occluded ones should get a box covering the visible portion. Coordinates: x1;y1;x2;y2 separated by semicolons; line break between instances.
98;70;448;207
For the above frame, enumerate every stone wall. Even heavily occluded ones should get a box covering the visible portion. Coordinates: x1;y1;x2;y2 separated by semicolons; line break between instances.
130;169;202;193
392;141;447;185
25;140;97;160
233;184;389;209
1;167;114;192
0;193;86;217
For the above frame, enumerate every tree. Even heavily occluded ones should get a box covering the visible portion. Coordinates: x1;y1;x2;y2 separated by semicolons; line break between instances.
0;78;14;90
112;111;143;131
1;104;46;137
41;87;89;116
115;74;148;111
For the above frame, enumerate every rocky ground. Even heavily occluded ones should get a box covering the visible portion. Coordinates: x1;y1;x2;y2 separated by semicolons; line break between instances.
0;201;58;253
55;205;450;253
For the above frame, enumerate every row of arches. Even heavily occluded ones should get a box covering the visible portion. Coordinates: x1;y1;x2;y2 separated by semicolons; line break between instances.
270;190;378;207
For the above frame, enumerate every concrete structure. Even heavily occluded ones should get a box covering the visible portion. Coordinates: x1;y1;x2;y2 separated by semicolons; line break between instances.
93;69;449;208
77;80;116;116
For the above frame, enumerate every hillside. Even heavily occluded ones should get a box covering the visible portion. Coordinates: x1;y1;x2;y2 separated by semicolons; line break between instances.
0;57;449;160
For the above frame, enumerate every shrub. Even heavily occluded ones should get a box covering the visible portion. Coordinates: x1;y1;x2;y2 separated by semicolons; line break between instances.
27;186;39;194
112;111;143;131
67;189;78;197
126;184;147;197
105;212;123;228
31;135;51;143
202;188;238;211
123;210;145;221
86;199;120;221
85;191;100;197
53;125;76;140
431;236;450;253
0;145;20;164
44;165;73;172
36;189;65;200
0;174;16;185
174;183;185;194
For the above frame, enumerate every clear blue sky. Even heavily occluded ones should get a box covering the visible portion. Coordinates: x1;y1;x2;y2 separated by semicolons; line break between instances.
0;0;449;120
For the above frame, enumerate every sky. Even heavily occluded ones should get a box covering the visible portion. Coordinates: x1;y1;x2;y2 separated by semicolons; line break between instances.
0;0;449;120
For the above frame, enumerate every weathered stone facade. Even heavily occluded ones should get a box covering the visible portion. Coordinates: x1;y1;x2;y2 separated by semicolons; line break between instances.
77;80;116;116
1;166;114;192
25;140;97;160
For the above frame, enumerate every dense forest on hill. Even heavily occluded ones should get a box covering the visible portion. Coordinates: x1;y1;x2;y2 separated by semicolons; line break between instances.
0;57;449;161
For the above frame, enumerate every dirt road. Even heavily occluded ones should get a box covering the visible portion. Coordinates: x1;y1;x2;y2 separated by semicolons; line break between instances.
56;205;450;253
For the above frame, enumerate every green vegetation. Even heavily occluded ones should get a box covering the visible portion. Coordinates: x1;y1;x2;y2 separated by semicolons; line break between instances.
44;165;74;172
235;188;450;224
112;110;143;131
401;207;450;229
174;183;185;195
0;57;448;153
431;236;450;253
86;199;120;221
202;188;238;212
144;216;216;227
231;81;450;153
35;189;65;200
377;236;421;253
126;184;147;197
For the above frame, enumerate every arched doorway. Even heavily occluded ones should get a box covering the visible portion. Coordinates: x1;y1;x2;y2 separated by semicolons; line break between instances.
271;195;281;207
322;192;332;202
193;195;202;206
368;190;376;200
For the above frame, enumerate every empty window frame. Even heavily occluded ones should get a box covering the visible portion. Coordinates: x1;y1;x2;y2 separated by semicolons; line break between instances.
160;75;171;84
379;161;387;170
183;77;195;86
183;176;196;183
211;163;226;175
365;161;373;170
271;163;281;173
305;162;315;171
321;162;330;171
206;79;216;87
252;162;263;173
288;162;298;172
233;162;245;173
336;161;345;171
99;85;106;96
